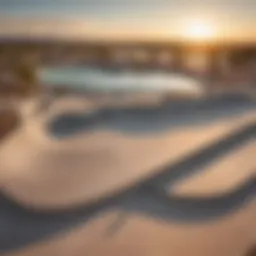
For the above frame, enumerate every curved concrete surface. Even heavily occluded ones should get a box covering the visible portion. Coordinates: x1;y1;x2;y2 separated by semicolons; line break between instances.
0;121;255;253
123;178;255;221
0;178;254;253
0;96;255;209
49;96;256;137
0;115;255;209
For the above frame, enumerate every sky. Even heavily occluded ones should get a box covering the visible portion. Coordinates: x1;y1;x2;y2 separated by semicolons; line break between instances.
0;0;255;42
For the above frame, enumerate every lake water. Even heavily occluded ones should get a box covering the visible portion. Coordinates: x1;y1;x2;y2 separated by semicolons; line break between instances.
38;66;203;95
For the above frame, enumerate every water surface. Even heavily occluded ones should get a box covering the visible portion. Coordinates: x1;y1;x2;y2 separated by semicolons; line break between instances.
38;66;203;94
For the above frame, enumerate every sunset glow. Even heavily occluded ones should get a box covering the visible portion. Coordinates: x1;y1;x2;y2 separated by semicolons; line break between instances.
0;1;255;43
182;20;216;41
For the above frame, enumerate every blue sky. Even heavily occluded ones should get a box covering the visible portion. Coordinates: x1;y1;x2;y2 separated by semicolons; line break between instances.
1;1;255;18
0;0;255;41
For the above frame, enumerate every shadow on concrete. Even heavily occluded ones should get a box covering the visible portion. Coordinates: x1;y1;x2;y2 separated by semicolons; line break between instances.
0;117;255;253
49;95;256;137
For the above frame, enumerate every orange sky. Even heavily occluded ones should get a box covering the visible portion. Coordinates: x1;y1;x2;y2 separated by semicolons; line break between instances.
0;1;255;42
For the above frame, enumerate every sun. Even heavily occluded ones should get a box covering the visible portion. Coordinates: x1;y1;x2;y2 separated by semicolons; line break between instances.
183;20;216;41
